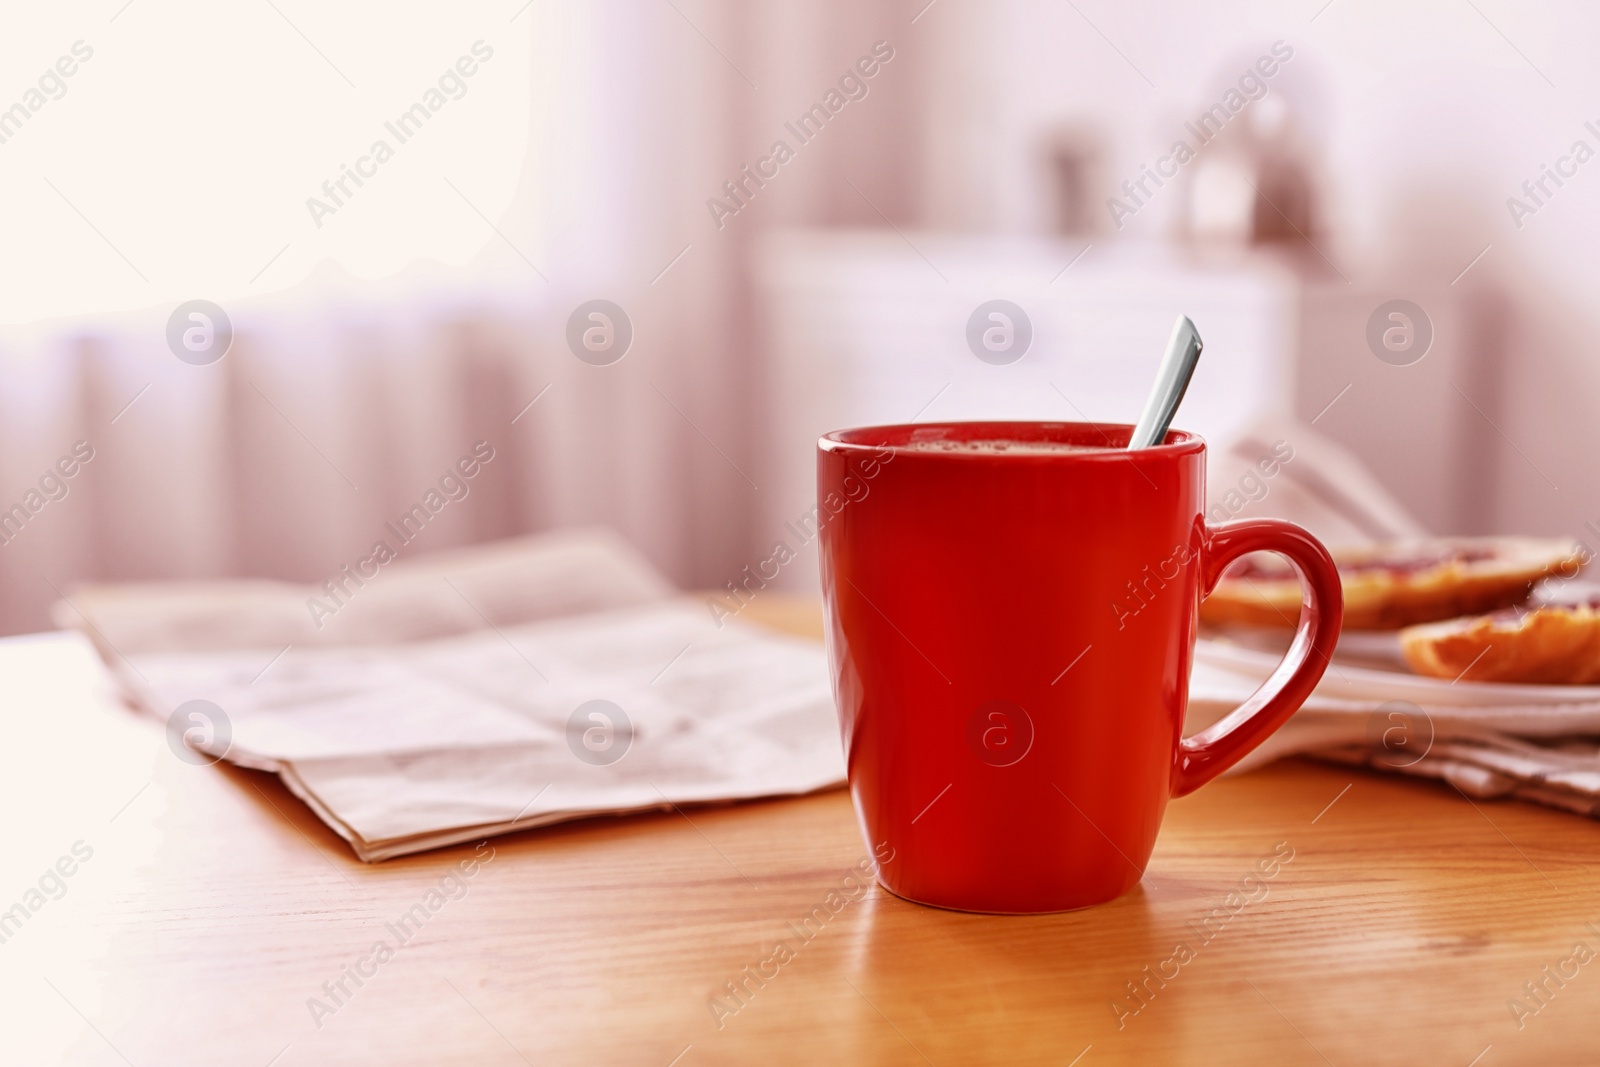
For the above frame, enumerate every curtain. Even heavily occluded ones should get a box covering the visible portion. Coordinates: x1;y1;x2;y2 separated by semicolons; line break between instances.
0;0;922;635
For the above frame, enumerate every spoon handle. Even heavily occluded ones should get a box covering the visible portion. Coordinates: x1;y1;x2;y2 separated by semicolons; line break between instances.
1127;315;1203;450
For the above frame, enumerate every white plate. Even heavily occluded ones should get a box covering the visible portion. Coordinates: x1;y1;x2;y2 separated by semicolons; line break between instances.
1198;636;1600;707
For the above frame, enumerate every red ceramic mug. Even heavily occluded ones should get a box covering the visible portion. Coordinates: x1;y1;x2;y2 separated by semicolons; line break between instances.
817;421;1342;913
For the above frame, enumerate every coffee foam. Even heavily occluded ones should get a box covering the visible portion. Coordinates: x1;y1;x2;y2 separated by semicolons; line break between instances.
898;438;1115;455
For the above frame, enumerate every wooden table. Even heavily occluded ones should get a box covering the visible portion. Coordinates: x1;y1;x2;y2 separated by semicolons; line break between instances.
5;597;1600;1066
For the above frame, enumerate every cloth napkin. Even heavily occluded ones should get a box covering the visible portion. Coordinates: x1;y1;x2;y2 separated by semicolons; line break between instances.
1197;416;1600;816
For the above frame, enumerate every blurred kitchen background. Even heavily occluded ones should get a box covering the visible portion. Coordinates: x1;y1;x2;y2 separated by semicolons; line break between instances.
0;0;1592;633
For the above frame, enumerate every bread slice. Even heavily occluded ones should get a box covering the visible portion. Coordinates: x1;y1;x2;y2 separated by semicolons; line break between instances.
1200;537;1583;631
1400;598;1600;684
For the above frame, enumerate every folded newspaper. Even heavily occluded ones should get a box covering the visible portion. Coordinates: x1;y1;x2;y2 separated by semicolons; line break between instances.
58;529;845;860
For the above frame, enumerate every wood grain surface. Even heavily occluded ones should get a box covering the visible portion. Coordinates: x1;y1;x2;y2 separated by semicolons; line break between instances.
4;596;1600;1066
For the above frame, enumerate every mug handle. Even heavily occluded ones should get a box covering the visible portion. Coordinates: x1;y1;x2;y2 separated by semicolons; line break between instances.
1172;518;1344;798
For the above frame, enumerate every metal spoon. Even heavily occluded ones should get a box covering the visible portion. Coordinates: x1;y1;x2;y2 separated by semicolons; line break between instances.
1127;314;1203;450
